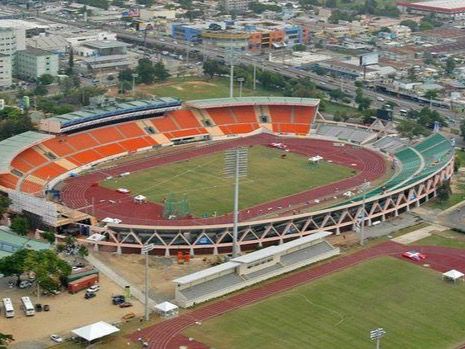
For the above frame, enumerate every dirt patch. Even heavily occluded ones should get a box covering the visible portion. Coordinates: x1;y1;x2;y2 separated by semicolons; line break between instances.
2;274;143;346
93;253;220;301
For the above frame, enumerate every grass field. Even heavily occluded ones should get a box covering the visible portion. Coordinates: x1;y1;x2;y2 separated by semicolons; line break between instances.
185;257;465;349
147;77;282;100
102;145;355;216
415;230;465;249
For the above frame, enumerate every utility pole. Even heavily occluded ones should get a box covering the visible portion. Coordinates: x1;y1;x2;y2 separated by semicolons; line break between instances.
237;77;244;97
253;62;257;90
141;243;155;321
132;73;139;97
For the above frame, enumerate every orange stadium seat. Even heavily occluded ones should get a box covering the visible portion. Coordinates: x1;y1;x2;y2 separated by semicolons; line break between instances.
151;117;179;132
268;106;293;123
0;174;19;189
89;126;124;144
118;137;154;152
11;158;34;173
31;163;68;180
65;133;99;150
206;108;236;125
42;137;76;157
95;143;125;157
294;106;316;124
230;106;257;123
21;180;43;194
68;150;103;165
167;129;203;139
274;124;310;134
220;124;259;135
168;110;202;129
116;122;145;138
17;148;48;167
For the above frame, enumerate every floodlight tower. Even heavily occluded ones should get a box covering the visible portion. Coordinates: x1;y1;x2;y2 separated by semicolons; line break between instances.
225;45;240;98
224;147;248;257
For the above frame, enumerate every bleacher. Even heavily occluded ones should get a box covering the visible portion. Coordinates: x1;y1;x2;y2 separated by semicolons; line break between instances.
372;136;406;153
316;124;374;144
0;98;321;195
173;232;339;308
349;134;453;202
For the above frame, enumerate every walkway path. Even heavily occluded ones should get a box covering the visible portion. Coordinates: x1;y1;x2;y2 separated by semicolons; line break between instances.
130;241;465;349
392;224;448;244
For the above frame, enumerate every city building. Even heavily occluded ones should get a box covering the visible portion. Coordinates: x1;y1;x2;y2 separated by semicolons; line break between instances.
201;31;250;51
222;0;251;14
0;54;12;88
15;47;59;81
76;41;130;74
398;0;465;20
0;27;19;55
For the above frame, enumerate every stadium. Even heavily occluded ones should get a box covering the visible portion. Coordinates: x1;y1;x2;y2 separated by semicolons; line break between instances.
0;96;455;256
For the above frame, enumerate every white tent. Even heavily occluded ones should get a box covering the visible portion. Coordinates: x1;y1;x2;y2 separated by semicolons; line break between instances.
442;269;464;283
309;155;323;163
134;195;147;204
72;321;120;342
154;301;178;317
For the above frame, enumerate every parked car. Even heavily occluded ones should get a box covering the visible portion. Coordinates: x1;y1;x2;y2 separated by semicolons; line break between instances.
402;251;427;261
86;284;100;293
119;302;133;308
112;295;125;305
50;335;63;343
19;280;32;289
84;291;96;299
44;304;50;311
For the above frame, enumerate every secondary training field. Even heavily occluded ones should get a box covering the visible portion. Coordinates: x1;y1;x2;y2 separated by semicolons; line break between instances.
61;134;387;225
133;242;465;349
101;145;355;216
184;257;465;349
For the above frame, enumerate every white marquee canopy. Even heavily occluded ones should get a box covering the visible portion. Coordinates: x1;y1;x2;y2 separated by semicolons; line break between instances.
71;321;120;342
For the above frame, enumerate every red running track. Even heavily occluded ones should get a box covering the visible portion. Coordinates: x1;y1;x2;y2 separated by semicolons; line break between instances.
130;242;465;349
60;134;386;226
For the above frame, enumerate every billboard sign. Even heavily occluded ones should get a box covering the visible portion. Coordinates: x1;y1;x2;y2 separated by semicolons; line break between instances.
359;52;379;66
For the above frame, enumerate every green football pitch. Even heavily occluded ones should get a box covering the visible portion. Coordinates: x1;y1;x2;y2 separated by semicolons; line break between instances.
184;257;465;349
101;145;355;216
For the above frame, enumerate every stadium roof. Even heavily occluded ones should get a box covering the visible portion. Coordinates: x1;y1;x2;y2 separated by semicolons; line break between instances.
0;225;50;256
185;97;320;109
398;0;465;12
47;98;180;128
0;131;52;174
173;232;331;285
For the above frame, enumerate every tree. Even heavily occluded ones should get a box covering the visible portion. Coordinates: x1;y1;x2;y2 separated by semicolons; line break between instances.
292;44;306;52
419;19;434;31
396;119;431;139
460;120;465;142
67;47;74;75
112;0;125;6
400;19;418;32
423;89;440;101
137;0;154;5
10;216;30;236
42;231;56;245
445;56;456;76
38;74;54;85
0;195;11;217
326;0;337;8
436;181;452;202
203;59;225;79
136;58;156;84
355;87;371;111
33;85;48;96
78;245;89;258
328;88;346;101
118;68;134;82
0;333;14;348
153;61;170;81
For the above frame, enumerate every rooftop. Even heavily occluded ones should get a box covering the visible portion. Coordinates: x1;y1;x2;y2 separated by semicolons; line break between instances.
0;131;53;174
0;226;50;256
185;97;320;109
20;46;56;57
400;0;465;11
83;40;128;49
47;98;180;128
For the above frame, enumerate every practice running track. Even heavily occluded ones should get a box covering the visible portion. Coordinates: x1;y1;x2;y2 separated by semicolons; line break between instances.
60;134;387;226
130;242;465;349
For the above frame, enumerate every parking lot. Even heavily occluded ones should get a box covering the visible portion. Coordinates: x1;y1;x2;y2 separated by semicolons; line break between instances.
0;274;143;348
